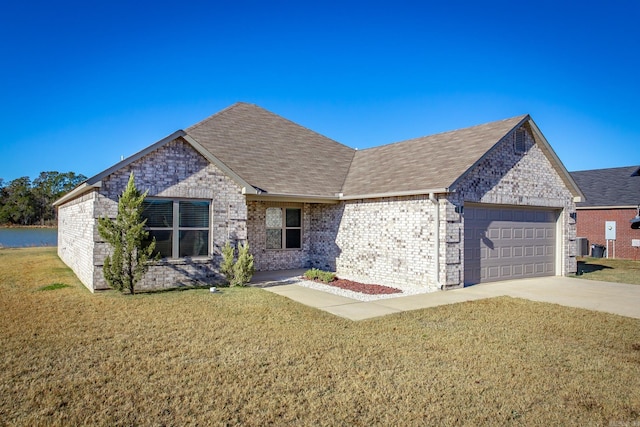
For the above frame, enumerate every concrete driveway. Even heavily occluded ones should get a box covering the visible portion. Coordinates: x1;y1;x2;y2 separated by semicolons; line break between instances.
260;276;640;321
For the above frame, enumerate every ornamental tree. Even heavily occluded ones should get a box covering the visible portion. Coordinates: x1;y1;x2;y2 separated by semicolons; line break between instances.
97;173;158;294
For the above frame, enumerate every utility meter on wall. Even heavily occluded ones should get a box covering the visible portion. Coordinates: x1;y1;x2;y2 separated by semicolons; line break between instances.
605;221;616;240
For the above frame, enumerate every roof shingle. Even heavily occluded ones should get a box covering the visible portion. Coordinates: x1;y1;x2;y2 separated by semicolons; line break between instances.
570;166;640;207
186;103;355;197
341;115;528;196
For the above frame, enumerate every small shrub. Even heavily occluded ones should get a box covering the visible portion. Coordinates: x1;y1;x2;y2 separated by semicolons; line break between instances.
304;268;335;283
220;241;235;280
221;241;255;287
304;268;321;281
231;243;255;287
319;271;336;283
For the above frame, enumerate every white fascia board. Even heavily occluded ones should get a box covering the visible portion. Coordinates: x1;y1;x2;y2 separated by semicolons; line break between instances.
245;193;340;204
338;188;450;200
576;205;638;210
246;188;450;203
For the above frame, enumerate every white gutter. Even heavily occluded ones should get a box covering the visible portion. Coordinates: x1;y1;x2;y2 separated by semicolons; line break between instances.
575;205;637;210
429;192;441;289
245;193;340;204
339;188;449;201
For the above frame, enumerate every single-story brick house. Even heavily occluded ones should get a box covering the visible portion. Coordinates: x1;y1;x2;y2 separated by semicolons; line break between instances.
570;166;640;259
54;103;583;293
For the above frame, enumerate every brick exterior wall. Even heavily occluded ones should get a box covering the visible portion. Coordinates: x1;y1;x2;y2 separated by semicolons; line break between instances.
249;197;441;292
57;189;98;289
294;124;577;291
58;137;247;292
448;124;578;287
59;124;578;293
247;201;312;270
576;208;640;259
335;196;440;291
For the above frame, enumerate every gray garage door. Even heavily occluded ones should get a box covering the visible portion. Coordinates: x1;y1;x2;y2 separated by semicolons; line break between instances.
464;204;557;285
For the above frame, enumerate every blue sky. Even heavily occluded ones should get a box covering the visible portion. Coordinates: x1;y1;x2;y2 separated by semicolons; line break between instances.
1;0;638;183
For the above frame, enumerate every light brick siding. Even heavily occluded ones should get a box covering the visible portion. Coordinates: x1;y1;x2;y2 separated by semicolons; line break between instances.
330;196;440;291
249;198;441;291
57;189;98;289
449;124;578;287
59;123;579;292
59;137;248;292
247;201;312;270
248;125;577;291
576;208;640;259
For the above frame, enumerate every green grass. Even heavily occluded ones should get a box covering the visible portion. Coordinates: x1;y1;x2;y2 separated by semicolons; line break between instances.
37;283;71;291
576;257;640;285
2;247;640;425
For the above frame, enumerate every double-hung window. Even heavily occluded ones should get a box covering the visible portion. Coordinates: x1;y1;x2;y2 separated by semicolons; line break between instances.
266;207;301;249
142;199;210;259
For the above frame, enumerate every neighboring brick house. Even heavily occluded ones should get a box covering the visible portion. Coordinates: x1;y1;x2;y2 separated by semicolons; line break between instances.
54;103;584;293
570;166;640;259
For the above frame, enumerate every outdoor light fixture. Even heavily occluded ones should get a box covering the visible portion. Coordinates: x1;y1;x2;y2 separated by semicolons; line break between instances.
631;204;640;230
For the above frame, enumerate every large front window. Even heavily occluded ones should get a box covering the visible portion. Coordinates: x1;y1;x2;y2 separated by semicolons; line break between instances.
266;207;301;249
142;199;210;259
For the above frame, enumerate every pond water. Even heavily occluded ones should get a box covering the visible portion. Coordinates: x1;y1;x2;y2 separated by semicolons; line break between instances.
0;228;58;248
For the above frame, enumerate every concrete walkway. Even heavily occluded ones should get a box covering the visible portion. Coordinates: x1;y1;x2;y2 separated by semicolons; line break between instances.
251;271;640;321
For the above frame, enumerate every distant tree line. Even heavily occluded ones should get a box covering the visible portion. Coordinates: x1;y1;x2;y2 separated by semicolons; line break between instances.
0;171;86;226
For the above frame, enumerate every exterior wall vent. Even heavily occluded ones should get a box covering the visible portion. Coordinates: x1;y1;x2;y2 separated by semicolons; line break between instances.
514;129;526;154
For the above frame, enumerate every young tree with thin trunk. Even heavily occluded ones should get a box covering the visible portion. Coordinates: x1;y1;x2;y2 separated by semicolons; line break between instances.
97;173;158;294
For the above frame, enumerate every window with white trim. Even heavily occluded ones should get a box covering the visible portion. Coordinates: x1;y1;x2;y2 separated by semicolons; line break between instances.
266;207;301;249
142;199;210;258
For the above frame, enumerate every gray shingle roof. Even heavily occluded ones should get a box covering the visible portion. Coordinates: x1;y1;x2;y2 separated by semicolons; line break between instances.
341;115;529;196
56;103;579;206
570;166;640;207
185;103;354;197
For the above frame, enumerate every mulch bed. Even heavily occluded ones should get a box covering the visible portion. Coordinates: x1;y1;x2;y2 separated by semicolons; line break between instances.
306;277;402;295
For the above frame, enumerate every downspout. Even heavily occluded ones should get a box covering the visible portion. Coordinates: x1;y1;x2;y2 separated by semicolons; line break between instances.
429;193;441;289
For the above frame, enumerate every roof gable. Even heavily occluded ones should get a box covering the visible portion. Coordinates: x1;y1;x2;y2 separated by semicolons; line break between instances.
185;103;355;197
55;104;583;205
341;115;529;197
570;166;640;207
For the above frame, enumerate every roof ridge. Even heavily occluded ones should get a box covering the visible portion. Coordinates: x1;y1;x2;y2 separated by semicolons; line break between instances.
185;102;253;133
254;105;356;151
570;165;640;173
355;114;529;153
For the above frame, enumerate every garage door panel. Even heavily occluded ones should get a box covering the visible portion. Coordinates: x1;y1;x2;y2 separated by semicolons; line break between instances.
464;205;557;285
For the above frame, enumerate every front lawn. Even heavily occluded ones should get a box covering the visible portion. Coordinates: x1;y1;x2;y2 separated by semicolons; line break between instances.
1;247;640;425
576;257;640;285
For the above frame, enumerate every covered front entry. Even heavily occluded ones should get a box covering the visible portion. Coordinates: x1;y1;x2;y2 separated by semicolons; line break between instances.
464;204;558;285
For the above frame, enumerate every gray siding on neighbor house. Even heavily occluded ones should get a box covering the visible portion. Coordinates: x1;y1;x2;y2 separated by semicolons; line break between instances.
57;189;98;290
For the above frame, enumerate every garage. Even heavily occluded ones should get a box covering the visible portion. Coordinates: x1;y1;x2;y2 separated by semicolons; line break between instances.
464;204;558;285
